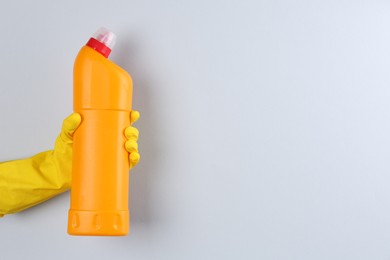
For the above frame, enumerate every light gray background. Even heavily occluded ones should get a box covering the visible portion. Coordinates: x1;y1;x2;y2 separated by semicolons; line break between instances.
0;0;389;259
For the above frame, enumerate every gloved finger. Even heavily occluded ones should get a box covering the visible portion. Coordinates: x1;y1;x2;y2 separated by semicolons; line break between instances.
130;110;140;125
125;140;138;153
129;152;140;170
124;126;139;141
61;113;82;142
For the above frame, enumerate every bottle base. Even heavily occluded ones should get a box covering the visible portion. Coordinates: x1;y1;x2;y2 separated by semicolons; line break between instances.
68;209;129;236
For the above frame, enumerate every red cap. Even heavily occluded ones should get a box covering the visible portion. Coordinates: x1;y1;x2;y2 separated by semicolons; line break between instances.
86;37;112;58
85;28;117;58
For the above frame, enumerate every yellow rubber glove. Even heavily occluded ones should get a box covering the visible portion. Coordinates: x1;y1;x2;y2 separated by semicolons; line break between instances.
126;110;141;169
0;111;140;217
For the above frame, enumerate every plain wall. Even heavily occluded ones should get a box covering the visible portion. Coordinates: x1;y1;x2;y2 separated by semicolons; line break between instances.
1;0;390;259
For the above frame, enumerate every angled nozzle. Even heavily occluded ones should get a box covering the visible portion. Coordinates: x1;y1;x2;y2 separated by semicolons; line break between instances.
86;27;117;58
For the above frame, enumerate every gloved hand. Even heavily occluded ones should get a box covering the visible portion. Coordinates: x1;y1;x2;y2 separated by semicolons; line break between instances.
0;111;140;217
126;111;141;169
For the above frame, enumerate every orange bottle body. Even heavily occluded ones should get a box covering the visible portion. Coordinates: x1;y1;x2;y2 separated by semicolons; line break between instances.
68;46;133;236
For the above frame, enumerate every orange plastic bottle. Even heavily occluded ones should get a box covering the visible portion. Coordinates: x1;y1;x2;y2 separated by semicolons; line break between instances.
68;28;133;236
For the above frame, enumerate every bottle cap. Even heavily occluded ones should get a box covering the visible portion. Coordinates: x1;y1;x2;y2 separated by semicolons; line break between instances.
86;27;117;58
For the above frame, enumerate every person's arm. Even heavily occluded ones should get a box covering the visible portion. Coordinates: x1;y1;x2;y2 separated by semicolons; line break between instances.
0;111;140;217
